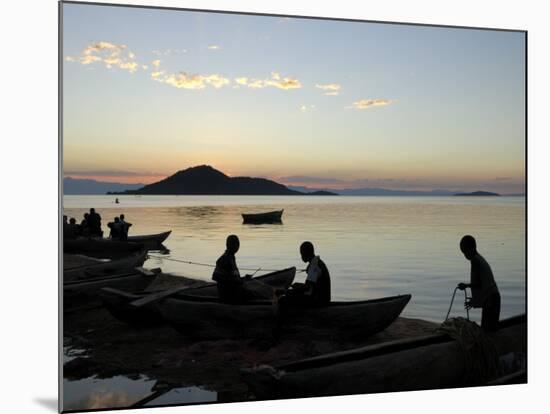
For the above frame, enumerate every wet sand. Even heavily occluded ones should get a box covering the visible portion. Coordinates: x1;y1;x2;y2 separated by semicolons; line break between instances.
63;271;439;403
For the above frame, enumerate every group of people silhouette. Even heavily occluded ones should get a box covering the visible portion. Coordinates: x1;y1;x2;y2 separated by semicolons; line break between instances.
63;208;132;240
212;234;501;331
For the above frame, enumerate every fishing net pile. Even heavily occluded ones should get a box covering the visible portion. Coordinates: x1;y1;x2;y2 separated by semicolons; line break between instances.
436;317;500;385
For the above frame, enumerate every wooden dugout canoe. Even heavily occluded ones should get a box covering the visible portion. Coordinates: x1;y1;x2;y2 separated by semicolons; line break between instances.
63;238;144;257
158;294;411;341
100;267;296;328
242;210;283;224
64;267;158;305
241;314;527;399
63;231;171;257
127;230;172;246
64;250;148;282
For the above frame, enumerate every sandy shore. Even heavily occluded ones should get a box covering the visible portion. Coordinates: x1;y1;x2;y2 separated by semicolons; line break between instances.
63;271;439;403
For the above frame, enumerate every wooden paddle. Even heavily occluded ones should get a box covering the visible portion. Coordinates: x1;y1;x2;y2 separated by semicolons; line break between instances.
129;281;206;308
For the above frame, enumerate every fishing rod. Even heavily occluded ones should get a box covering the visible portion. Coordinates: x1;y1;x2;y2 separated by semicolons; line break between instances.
147;254;307;272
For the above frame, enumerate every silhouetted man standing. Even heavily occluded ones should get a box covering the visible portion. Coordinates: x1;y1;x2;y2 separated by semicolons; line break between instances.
458;235;501;331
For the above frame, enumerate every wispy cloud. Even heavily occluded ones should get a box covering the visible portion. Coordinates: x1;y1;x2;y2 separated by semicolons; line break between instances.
235;72;302;90
68;41;301;93
66;41;139;73
157;72;231;90
350;99;393;109
300;104;316;113
316;83;341;96
153;48;187;56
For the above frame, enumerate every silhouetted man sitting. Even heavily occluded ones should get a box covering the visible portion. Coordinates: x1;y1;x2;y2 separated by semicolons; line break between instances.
119;214;132;240
457;235;501;331
107;217;123;240
280;241;331;308
63;215;70;239
87;208;103;237
67;217;79;239
212;235;274;303
80;213;90;237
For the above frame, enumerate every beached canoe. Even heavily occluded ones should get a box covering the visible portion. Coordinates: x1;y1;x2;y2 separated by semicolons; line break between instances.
158;294;411;340
100;267;297;328
241;314;527;399
63;238;144;257
64;267;158;305
64;250;148;282
63;231;171;257
242;210;283;224
127;230;172;246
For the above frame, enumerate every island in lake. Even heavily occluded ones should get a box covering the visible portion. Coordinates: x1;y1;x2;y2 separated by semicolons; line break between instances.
454;191;501;196
108;165;339;196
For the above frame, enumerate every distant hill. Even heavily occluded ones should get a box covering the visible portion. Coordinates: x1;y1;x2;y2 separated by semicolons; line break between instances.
288;185;454;196
111;165;304;195
307;190;339;196
454;191;501;196
63;177;145;195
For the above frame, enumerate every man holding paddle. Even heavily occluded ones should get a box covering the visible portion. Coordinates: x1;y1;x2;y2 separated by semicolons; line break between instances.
213;235;275;303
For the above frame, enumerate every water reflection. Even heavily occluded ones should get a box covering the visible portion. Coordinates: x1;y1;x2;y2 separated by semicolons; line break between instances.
142;386;217;407
63;375;155;411
63;375;217;411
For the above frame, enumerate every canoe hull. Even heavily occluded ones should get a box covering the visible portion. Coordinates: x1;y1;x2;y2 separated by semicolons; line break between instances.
63;231;171;258
127;230;172;246
64;268;157;305
64;250;148;282
101;267;296;328
242;315;527;399
63;238;144;258
281;294;411;340
159;294;410;341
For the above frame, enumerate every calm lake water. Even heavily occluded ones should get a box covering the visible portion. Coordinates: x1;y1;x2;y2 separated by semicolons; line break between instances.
63;195;526;323
63;194;526;410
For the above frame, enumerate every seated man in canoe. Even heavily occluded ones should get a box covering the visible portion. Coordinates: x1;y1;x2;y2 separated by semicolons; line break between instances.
107;217;123;240
457;235;501;331
279;241;331;308
212;235;276;303
119;214;132;240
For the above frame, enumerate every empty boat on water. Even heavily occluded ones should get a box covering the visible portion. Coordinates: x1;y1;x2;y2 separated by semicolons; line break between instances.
241;314;526;399
100;267;297;328
242;210;283;224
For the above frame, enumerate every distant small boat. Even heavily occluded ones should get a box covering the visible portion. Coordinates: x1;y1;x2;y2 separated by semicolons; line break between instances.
115;198;120;204
242;209;283;224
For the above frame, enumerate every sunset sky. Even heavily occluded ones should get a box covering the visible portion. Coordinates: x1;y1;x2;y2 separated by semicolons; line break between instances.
62;3;525;193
